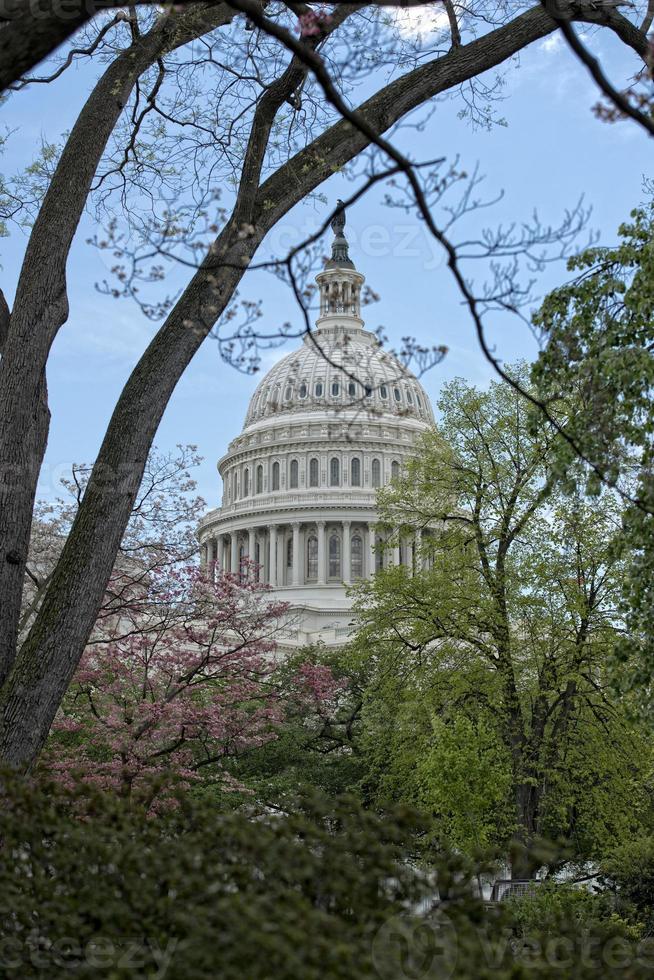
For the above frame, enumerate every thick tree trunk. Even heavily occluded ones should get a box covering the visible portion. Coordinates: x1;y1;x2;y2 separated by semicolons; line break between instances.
0;3;646;768
0;6;235;688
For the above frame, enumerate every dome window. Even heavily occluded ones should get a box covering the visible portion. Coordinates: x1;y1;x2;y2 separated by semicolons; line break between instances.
284;386;293;401
391;460;400;480
416;393;422;407
380;385;388;399
330;457;340;487
347;381;356;398
243;468;249;497
306;536;318;581
331;381;340;397
272;461;280;491
364;385;372;398
406;390;413;405
371;458;381;488
393;387;401;402
256;465;263;494
351;457;361;487
309;458;319;488
315;382;324;397
299;383;308;399
351;534;363;579
329;533;341;579
289;459;299;489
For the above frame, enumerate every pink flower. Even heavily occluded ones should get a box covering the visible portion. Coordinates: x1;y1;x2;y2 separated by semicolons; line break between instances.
296;10;333;38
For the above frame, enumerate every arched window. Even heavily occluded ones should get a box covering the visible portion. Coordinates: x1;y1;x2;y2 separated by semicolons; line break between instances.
309;458;319;488
256;465;263;494
364;384;372;398
406;389;413;405
284;385;293;401
416;393;422;407
351;534;363;579
380;384;388;400
391;460;400;480
243;468;249;497
306;535;318;580
299;382;308;399
272;461;280;491
315;381;324;397
286;536;293;569
393;387;401;402
290;459;299;489
330;457;340;487
232;471;238;499
329;533;341;579
348;381;356;398
351;457;361;487
331;381;340;397
371;458;381;488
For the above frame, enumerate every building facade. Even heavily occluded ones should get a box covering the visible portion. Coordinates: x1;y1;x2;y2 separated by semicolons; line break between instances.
198;207;435;647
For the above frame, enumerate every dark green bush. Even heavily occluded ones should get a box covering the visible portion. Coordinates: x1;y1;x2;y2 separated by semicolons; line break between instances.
1;775;654;978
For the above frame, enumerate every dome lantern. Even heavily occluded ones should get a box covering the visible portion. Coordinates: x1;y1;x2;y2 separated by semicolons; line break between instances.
315;200;365;330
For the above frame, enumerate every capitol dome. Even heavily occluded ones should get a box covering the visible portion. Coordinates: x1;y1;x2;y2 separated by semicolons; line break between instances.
198;205;436;647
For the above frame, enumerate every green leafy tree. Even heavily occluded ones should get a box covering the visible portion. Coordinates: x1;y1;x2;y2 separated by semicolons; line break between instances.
532;204;654;693
350;374;650;875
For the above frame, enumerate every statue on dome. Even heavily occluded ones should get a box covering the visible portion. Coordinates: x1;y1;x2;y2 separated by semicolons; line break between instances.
331;200;346;237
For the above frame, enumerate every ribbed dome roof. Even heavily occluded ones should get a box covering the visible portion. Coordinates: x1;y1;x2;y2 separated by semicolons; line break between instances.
244;202;434;432
243;326;434;429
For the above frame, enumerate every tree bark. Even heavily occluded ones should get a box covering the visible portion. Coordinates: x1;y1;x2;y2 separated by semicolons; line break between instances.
0;4;647;767
0;5;236;688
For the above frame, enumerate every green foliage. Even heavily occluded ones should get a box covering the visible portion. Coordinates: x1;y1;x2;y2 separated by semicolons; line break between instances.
349;373;651;870
2;774;654;978
220;646;368;806
532;204;654;692
0;774;494;980
505;882;640;942
416;714;514;852
602;837;654;925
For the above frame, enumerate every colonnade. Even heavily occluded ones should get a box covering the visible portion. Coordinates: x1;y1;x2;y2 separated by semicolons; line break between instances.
202;521;426;587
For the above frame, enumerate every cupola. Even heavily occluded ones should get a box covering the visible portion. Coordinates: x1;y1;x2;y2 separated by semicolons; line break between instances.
315;200;365;332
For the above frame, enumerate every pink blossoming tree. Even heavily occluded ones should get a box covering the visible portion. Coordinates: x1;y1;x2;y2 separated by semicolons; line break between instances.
43;563;296;811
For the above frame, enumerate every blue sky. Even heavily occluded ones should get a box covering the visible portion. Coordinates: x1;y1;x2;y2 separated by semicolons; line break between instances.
1;18;650;507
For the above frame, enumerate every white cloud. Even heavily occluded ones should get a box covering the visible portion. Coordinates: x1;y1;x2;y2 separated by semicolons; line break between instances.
540;34;563;54
394;3;449;38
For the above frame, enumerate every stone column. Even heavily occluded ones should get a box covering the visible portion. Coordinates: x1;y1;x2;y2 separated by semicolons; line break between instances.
342;520;351;585
269;525;278;587
230;533;238;576
220;536;228;572
292;522;301;587
367;524;375;578
317;521;326;585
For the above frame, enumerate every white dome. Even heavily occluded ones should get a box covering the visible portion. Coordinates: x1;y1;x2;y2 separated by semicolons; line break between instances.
244;326;434;429
198;205;437;650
